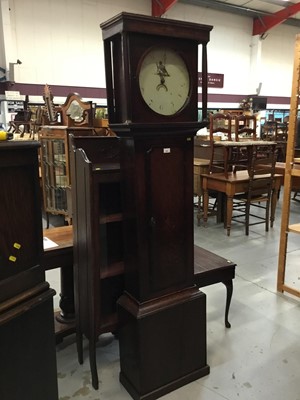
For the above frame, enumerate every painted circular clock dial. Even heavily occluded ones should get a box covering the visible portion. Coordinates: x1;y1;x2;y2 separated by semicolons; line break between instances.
138;47;190;116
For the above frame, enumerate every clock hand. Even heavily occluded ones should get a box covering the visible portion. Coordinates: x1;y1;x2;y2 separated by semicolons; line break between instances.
156;60;169;91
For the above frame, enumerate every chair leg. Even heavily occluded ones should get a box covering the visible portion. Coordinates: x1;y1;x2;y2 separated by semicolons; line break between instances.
245;201;250;236
266;200;270;232
76;330;84;365
89;338;99;390
222;279;233;328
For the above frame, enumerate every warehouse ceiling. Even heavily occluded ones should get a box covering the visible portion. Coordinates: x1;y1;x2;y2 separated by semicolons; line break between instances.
179;0;300;26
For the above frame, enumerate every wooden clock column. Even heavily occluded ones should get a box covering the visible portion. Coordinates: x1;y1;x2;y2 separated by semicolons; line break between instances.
101;13;212;400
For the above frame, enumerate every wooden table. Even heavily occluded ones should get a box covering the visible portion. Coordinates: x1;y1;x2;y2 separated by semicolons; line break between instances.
40;225;236;340
202;170;282;236
41;225;75;341
275;161;300;188
194;245;236;328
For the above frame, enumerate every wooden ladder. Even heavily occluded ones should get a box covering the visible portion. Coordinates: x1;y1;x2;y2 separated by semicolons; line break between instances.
277;34;300;297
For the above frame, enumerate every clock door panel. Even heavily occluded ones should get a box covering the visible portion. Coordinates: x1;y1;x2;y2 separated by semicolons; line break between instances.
121;136;194;302
146;145;190;293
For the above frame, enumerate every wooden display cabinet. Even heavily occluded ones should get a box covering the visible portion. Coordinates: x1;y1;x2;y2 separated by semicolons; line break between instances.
39;126;70;219
39;92;103;224
39;126;99;224
70;136;123;389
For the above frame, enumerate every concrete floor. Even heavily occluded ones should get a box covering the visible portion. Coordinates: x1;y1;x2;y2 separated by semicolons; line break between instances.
47;194;300;400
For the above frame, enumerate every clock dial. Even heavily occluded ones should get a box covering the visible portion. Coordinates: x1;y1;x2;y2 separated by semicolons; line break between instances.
138;47;190;116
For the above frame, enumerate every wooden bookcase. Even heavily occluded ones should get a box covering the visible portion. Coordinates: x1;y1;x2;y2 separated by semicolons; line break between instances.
277;34;300;297
70;136;124;389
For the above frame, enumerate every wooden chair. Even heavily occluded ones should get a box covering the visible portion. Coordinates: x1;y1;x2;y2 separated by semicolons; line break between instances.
207;113;233;215
262;121;287;162
231;114;257;172
275;122;288;162
31;106;44;140
209;112;232;173
7;110;32;136
234;114;257;141
232;143;277;235
261;120;276;140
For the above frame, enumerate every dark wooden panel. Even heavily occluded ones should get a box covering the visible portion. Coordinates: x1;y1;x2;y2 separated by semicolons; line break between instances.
121;135;194;302
0;289;58;400
0;141;44;301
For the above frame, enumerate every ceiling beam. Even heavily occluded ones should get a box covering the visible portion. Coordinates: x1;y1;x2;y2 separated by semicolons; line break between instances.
179;0;300;28
253;2;300;35
152;0;178;17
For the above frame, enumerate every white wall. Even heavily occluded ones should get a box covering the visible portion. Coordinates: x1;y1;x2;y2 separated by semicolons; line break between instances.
166;2;299;99
1;0;299;106
5;0;150;87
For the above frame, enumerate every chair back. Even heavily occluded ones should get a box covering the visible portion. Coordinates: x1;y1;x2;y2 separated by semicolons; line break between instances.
247;143;277;196
231;142;278;235
235;114;257;141
274;122;288;142
209;113;232;142
13;110;32;122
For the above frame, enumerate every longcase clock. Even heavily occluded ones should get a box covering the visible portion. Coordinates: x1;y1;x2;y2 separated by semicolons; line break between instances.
101;12;213;400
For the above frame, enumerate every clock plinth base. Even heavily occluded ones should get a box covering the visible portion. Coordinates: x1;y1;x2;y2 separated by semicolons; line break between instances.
117;288;209;400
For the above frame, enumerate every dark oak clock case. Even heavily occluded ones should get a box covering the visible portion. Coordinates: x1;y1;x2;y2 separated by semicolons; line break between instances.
101;13;213;400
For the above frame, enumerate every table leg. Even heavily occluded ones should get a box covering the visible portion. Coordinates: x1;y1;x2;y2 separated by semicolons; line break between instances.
216;192;225;224
222;279;233;328
56;265;75;322
226;194;233;236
